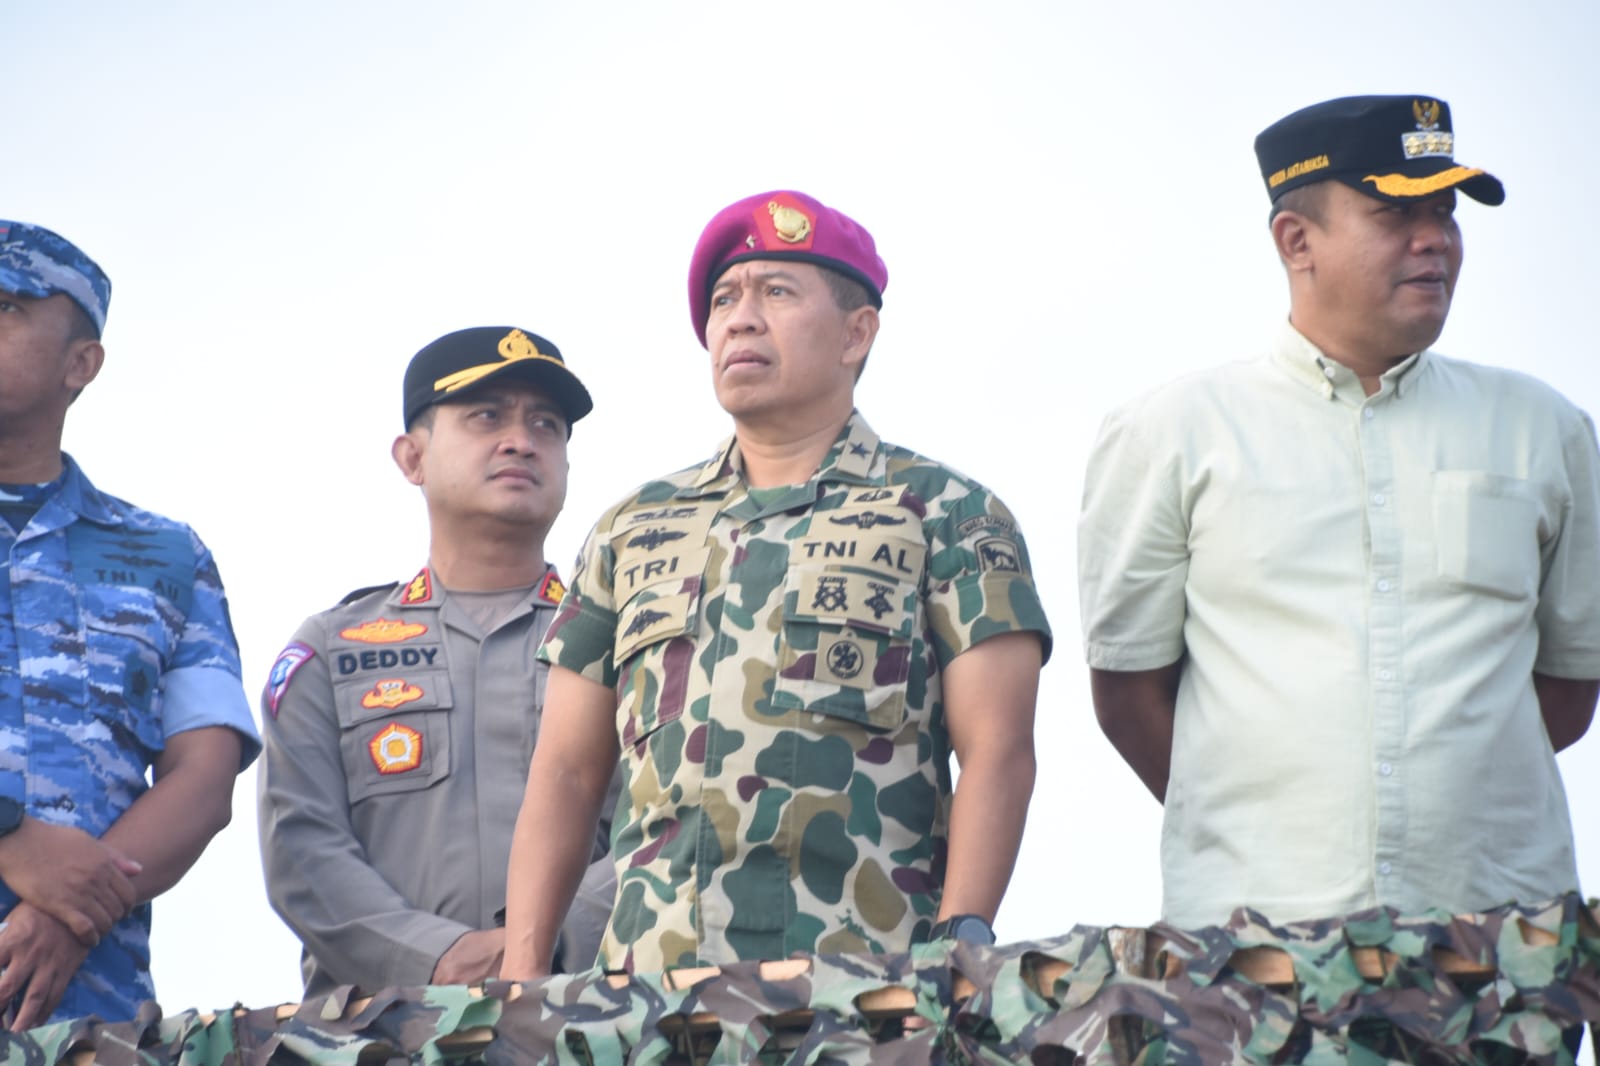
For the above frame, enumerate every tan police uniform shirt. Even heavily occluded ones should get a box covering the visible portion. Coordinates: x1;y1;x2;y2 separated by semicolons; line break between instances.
1079;322;1600;928
258;566;616;993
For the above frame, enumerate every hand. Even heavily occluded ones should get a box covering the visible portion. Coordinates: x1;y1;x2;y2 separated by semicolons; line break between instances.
0;902;91;1031
0;820;141;946
431;929;505;986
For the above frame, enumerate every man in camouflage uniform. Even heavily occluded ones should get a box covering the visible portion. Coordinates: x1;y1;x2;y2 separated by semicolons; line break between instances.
258;327;617;995
502;191;1051;977
0;221;260;1027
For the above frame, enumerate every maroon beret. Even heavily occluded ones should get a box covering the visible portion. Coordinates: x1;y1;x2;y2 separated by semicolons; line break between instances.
687;190;888;347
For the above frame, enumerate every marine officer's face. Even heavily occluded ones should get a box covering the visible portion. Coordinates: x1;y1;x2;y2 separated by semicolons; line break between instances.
0;291;102;425
1300;183;1463;361
704;260;873;428
397;383;569;531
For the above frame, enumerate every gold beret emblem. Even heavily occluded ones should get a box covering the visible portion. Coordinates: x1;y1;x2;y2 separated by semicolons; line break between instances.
768;201;812;243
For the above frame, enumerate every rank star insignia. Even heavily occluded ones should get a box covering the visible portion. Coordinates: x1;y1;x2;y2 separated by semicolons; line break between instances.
369;722;423;774
812;576;849;612
360;678;425;710
339;618;429;644
849;442;870;457
825;639;864;680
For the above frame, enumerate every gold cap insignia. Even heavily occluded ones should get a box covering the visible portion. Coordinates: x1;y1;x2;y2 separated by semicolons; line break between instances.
432;328;564;395
1412;99;1442;130
769;201;812;244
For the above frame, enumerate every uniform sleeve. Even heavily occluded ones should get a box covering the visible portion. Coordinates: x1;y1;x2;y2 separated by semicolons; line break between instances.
162;531;260;768
1077;404;1190;671
256;615;470;990
923;485;1052;668
1534;407;1600;678
537;518;622;687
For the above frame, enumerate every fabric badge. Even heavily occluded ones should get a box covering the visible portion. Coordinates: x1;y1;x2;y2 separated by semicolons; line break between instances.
264;642;315;719
400;567;434;605
369;722;423;774
975;536;1022;573
339;618;428;644
537;570;566;606
360;678;424;710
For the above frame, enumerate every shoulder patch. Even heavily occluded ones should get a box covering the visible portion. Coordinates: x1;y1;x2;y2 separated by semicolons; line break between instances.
264;642;316;718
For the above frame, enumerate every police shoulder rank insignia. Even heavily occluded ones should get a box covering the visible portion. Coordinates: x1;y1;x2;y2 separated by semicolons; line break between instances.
369;722;423;774
339;618;428;644
401;567;434;605
537;570;566;606
360;678;424;709
265;642;315;719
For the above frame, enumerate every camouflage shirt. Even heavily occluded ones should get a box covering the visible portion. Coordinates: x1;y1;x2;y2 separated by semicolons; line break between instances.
0;456;259;1023
540;411;1052;972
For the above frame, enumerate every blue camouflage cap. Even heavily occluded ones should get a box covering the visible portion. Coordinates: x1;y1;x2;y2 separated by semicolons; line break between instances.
0;221;112;335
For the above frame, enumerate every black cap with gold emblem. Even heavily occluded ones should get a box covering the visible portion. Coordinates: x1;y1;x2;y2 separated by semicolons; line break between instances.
402;326;594;430
1255;95;1505;206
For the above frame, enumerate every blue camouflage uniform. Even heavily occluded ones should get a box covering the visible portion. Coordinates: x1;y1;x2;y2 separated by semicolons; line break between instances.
0;456;260;1022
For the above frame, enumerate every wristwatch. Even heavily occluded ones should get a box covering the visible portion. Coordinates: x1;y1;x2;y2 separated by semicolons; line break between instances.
0;797;23;838
930;914;996;945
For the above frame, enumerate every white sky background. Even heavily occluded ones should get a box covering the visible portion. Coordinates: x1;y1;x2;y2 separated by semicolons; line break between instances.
4;0;1598;1020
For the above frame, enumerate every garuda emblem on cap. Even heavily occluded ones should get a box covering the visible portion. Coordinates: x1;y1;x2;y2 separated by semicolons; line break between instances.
1403;99;1452;159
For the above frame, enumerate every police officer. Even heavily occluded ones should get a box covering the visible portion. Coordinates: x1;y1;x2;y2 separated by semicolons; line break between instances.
502;191;1052;979
1080;96;1600;928
258;326;616;995
0;220;259;1027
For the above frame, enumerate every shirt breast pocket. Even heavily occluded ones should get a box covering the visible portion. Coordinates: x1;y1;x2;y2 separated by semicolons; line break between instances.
1431;470;1544;600
614;576;702;752
335;669;454;803
81;587;176;763
772;564;918;731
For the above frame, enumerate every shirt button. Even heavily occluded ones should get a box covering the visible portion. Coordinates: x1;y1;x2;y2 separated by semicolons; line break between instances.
1363;408;1376;421
1379;762;1393;776
1378;668;1394;682
1372;492;1386;506
1376;578;1392;592
1379;861;1393;875
1323;366;1337;380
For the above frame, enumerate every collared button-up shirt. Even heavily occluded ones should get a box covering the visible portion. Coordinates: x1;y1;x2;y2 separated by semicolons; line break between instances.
541;411;1051;972
0;455;259;1022
259;565;617;993
1079;322;1600;928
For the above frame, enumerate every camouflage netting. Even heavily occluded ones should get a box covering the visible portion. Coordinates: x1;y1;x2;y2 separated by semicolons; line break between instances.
6;895;1597;1065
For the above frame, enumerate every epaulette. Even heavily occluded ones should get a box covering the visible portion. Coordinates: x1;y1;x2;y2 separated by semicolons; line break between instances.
338;581;399;606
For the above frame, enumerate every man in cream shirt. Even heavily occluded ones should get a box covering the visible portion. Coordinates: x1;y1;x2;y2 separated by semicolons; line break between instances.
1078;95;1600;927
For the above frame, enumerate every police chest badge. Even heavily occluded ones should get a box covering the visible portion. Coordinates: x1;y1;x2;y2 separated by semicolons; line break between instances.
360;678;424;709
369;722;423;774
339;618;428;644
